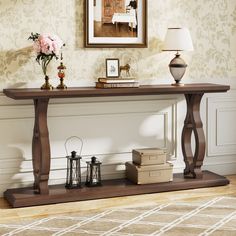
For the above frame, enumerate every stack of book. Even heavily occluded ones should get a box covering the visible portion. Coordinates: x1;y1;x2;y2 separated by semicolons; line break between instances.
96;77;139;88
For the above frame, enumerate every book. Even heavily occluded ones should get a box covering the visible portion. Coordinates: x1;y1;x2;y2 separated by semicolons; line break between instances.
96;82;139;89
98;77;137;83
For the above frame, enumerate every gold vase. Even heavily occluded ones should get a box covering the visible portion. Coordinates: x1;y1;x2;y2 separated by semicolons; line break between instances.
41;75;53;90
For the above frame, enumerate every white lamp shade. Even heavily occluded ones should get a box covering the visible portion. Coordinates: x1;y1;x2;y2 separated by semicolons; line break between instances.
163;28;194;51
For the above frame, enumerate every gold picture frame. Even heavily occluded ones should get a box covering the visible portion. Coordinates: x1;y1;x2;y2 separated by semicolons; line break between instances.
85;0;147;48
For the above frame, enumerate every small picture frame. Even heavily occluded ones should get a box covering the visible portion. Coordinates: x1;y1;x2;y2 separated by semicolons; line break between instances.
106;59;120;78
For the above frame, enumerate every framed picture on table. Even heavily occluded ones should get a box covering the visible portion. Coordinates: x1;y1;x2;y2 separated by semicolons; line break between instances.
85;0;147;48
106;59;120;78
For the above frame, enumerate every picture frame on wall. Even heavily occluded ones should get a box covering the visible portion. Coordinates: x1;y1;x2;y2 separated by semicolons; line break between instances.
106;59;120;78
85;0;147;48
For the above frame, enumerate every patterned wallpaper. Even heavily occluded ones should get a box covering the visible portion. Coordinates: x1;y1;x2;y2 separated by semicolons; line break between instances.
0;0;235;89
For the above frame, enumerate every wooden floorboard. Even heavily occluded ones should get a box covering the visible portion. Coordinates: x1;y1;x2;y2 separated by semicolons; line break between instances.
94;22;137;37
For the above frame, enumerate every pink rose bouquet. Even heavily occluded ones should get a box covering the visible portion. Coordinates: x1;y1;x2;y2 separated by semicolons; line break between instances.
29;32;65;76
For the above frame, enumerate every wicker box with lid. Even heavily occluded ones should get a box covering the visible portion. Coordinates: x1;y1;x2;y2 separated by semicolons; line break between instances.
132;148;167;166
125;161;173;184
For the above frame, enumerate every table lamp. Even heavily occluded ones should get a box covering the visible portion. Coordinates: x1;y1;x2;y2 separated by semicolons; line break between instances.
163;28;194;86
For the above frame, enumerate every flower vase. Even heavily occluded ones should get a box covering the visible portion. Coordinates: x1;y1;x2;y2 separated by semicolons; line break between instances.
41;59;53;90
41;75;53;90
29;32;64;90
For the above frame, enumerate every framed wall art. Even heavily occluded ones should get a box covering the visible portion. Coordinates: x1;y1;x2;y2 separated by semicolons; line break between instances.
106;58;120;77
85;0;147;48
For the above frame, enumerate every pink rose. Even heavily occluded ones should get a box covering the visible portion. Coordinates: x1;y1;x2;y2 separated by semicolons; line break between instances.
39;35;54;55
50;35;64;55
30;33;64;56
51;40;61;55
50;35;64;48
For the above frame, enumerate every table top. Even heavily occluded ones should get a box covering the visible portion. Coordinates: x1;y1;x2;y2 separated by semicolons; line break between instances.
112;9;137;25
3;83;230;100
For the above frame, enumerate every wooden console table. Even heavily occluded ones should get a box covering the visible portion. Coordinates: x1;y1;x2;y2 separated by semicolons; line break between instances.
3;84;230;207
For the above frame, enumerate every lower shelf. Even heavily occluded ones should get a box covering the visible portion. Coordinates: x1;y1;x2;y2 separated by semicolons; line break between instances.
4;170;229;208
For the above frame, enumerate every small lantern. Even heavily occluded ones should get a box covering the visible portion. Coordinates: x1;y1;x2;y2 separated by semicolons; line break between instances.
65;136;83;189
86;156;102;187
65;151;82;189
56;56;67;89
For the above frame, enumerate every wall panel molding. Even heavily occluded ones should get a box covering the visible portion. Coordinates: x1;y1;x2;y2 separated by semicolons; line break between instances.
207;94;236;156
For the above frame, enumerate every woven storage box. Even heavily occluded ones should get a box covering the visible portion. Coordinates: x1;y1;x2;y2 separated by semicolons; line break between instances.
126;161;173;184
132;148;167;166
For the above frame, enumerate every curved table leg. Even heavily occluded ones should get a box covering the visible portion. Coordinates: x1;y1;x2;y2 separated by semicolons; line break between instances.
182;93;205;179
32;98;50;194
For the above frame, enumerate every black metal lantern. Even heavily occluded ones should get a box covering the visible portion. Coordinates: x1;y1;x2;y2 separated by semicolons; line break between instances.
65;136;83;189
86;156;102;187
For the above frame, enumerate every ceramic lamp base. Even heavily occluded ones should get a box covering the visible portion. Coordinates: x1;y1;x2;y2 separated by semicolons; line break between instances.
169;52;187;87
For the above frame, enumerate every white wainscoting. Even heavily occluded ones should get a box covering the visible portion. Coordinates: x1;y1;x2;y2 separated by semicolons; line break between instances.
202;90;236;176
0;95;178;196
207;91;236;156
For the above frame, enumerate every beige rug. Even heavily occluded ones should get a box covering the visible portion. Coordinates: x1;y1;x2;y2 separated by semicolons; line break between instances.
1;196;236;236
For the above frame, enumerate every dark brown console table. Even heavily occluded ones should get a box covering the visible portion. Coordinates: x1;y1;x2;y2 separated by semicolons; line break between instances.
3;84;230;207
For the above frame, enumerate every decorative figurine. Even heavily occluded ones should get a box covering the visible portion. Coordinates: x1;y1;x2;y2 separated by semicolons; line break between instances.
85;156;102;187
120;64;131;77
65;136;83;189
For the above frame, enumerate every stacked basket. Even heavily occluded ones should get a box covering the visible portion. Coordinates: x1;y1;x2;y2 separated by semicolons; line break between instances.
126;148;173;184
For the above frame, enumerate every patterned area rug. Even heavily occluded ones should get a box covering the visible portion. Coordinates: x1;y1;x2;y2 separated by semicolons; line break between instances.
1;196;236;236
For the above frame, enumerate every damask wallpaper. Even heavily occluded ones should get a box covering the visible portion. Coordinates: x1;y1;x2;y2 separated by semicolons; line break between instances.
0;0;235;90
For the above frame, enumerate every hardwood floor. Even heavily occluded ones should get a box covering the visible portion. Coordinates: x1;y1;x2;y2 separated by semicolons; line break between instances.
94;21;137;37
0;175;236;223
